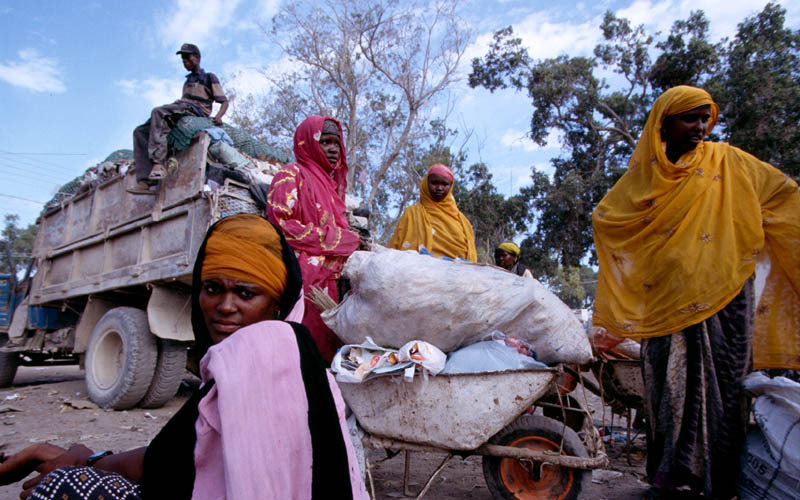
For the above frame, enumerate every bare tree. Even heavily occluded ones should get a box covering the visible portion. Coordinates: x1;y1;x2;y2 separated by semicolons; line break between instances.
240;0;470;218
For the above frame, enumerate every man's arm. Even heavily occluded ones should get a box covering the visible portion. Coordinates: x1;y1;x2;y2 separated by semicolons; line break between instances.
213;100;228;125
209;72;228;125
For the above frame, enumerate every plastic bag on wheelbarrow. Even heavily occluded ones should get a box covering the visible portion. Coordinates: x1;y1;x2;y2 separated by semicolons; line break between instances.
442;332;548;374
321;247;592;364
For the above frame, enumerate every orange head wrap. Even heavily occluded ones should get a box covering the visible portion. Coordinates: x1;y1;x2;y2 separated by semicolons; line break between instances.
201;214;288;303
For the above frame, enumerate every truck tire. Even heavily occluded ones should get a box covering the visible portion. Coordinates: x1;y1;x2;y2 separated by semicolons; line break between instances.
139;339;187;409
483;415;591;500
85;307;157;410
0;351;19;387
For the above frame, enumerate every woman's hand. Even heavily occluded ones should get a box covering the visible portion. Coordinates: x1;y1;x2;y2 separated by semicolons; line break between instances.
0;443;93;498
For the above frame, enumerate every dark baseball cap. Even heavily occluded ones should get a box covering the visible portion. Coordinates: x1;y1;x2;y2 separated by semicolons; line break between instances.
176;43;201;57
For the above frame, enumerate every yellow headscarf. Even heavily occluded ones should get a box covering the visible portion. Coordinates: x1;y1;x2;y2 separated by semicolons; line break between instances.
387;172;478;262
592;86;800;369
497;242;520;257
202;214;288;303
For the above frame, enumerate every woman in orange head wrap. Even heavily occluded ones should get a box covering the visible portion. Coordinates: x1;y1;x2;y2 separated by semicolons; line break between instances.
0;214;368;500
593;86;800;499
387;164;478;261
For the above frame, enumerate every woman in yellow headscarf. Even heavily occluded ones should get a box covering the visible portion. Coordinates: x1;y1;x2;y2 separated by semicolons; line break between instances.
593;86;800;499
387;164;478;261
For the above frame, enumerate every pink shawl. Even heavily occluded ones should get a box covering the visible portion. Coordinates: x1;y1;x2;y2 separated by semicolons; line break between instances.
191;296;368;499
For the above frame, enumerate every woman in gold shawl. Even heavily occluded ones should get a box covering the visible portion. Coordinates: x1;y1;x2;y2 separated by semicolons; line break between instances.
388;164;478;261
593;86;800;499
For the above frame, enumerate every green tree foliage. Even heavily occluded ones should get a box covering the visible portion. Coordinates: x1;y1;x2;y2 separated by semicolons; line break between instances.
545;265;599;309
452;163;531;262
1;215;37;276
469;3;799;276
717;3;800;180
469;13;656;266
648;11;722;92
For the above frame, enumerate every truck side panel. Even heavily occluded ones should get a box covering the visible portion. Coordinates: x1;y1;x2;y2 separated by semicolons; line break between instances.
30;134;212;307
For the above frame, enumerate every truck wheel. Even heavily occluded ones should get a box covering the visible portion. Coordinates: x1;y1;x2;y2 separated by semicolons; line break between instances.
139;339;187;409
483;415;591;500
85;307;157;410
0;351;19;387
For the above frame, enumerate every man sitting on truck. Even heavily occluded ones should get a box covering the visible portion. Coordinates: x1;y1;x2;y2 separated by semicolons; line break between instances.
129;43;228;194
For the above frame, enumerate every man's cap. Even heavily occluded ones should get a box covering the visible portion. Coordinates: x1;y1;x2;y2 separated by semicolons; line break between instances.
176;43;201;57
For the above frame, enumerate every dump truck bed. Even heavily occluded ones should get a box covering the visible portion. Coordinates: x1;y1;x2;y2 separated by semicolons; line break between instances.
29;134;213;306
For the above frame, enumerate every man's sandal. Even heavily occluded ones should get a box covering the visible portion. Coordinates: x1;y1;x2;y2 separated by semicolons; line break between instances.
127;180;158;195
148;163;168;180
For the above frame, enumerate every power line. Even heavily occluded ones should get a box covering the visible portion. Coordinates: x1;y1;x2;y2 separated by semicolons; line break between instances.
0;162;70;183
0;150;87;156
0;154;77;176
0;173;59;191
0;193;45;204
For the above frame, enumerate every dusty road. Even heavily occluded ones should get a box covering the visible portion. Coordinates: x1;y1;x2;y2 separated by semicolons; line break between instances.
0;366;649;499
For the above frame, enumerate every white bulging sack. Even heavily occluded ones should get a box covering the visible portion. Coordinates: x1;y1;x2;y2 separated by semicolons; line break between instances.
322;248;592;364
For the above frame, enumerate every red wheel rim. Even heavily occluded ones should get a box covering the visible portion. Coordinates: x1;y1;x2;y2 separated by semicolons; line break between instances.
498;435;574;500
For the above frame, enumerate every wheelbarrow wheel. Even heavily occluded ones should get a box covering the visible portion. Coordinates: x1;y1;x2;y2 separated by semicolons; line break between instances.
482;415;591;500
539;394;587;433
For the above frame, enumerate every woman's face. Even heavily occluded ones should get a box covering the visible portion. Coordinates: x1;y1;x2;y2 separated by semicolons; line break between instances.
427;173;453;203
319;134;341;169
661;104;712;157
199;278;278;345
495;249;516;270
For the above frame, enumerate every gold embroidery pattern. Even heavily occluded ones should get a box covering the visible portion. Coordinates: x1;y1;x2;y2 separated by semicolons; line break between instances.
616;322;633;332
318;226;343;251
266;167;299;215
694;168;704;177
713;174;721;181
700;232;712;243
641;216;652;225
282;219;314;241
679;302;711;314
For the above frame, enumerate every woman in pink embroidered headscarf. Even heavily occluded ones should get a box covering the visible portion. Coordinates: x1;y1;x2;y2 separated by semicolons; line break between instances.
267;116;362;363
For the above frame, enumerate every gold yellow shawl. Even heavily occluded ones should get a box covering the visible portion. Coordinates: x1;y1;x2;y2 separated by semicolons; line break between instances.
388;174;478;261
592;86;800;369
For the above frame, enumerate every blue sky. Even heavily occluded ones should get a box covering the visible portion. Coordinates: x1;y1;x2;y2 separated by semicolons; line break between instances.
2;0;797;227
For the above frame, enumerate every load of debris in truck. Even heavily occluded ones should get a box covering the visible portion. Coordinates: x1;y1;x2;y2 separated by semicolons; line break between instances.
45;118;291;210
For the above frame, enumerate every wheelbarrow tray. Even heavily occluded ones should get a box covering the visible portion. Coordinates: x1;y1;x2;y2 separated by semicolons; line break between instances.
591;358;645;411
338;367;559;450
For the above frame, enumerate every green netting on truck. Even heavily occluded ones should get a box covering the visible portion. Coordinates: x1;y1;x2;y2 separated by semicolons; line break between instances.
167;117;291;164
44;149;135;208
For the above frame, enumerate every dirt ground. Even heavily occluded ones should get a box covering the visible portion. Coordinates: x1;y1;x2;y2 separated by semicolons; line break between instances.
0;365;649;499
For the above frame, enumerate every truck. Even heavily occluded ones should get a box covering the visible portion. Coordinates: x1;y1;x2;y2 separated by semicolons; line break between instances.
0;131;284;409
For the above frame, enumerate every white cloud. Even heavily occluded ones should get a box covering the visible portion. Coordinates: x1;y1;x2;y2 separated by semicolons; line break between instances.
115;78;182;108
0;48;66;93
514;15;602;60
157;0;246;50
617;0;787;43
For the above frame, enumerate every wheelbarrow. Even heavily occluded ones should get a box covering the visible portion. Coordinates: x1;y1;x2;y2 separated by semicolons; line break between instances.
338;367;608;499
